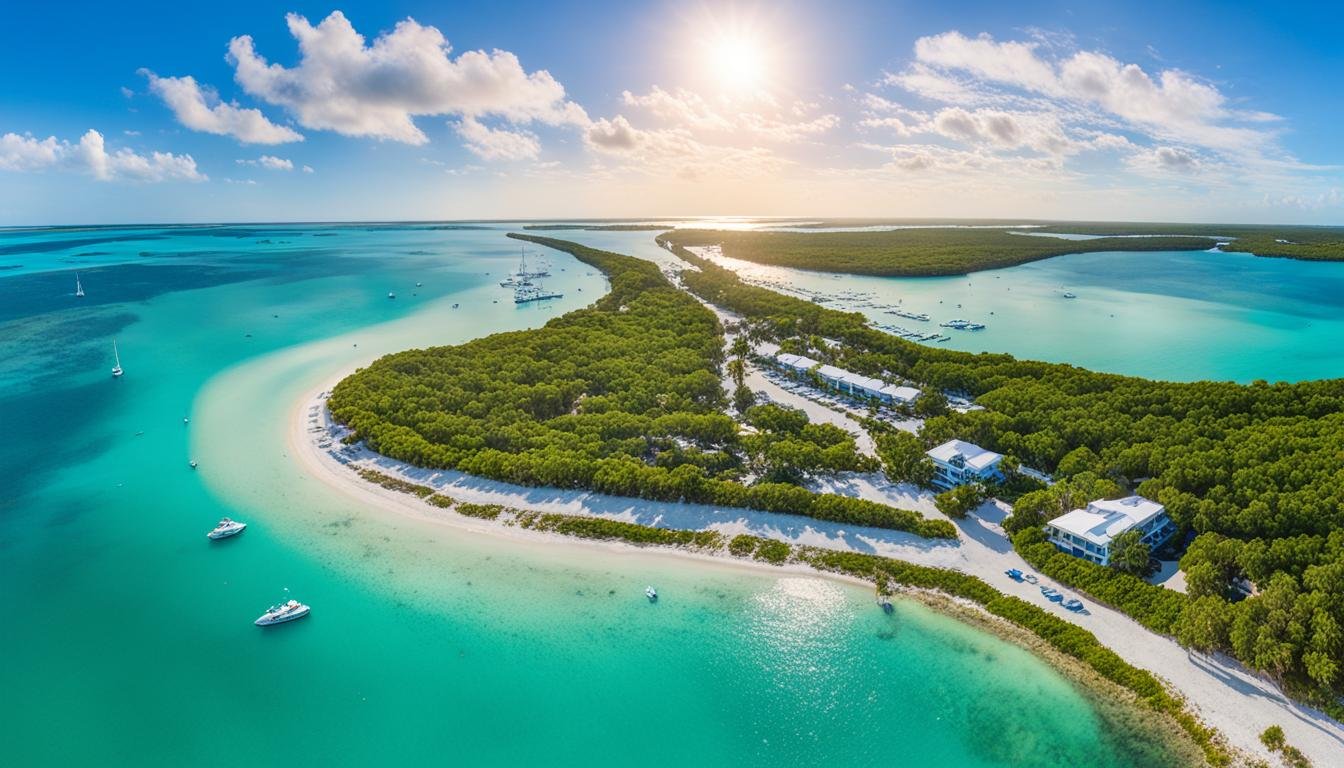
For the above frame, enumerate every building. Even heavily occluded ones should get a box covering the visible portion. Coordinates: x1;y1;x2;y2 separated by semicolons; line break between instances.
1044;496;1175;566
772;353;920;405
926;439;1004;489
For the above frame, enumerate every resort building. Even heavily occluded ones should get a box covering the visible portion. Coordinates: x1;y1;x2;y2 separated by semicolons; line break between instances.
772;353;921;404
926;439;1004;489
1044;496;1176;566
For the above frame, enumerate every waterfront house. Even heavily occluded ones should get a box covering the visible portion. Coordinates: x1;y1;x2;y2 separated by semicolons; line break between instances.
772;353;920;404
1044;496;1175;566
926;439;1004;489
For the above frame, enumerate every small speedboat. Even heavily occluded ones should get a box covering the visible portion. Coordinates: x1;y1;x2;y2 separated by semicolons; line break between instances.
1004;568;1024;581
1041;587;1063;602
254;599;310;626
645;586;658;602
452;303;460;308
207;517;246;540
189;460;198;469
415;282;422;287
1063;599;1085;612
387;292;396;299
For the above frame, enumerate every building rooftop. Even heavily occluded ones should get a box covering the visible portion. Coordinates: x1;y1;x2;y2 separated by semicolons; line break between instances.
879;384;921;402
775;353;820;369
1048;496;1166;547
926;439;1003;471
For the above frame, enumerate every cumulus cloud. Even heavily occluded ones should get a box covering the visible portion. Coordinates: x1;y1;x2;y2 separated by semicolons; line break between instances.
1;129;205;181
141;70;302;144
930;107;1075;155
225;11;587;147
1127;145;1205;175
454;117;540;161
893;31;1280;157
236;155;294;170
584;114;783;179
619;85;839;143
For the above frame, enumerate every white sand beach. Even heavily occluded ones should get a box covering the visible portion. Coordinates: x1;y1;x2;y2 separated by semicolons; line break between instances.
291;375;1344;766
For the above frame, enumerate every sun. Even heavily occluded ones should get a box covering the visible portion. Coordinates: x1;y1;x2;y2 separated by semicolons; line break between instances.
708;32;767;92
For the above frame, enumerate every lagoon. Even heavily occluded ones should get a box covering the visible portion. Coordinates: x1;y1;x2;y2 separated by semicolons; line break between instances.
2;223;1194;766
563;229;1344;383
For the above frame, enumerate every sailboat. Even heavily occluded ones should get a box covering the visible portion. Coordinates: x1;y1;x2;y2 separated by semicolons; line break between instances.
75;273;85;297
111;340;124;377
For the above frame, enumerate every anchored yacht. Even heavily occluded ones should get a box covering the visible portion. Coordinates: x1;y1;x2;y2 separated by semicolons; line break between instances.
111;340;124;377
207;518;246;540
254;599;310;626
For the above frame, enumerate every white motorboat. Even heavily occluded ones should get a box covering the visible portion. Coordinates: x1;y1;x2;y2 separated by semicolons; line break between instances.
645;586;658;602
254;599;310;626
388;292;396;299
207;517;246;540
111;339;123;377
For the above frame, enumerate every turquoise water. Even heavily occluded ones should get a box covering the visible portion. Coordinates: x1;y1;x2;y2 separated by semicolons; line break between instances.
2;224;1184;766
563;230;1344;383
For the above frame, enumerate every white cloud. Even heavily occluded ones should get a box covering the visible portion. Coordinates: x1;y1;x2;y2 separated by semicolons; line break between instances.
140;70;303;145
930;107;1076;155
895;31;1281;157
1127;145;1205;175
619;85;839;143
454;118;540;161
0;133;65;171
1;129;205;181
584;114;784;180
237;154;294;170
226;11;587;147
586;116;641;151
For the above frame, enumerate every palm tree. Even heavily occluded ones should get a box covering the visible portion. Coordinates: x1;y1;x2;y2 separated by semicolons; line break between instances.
1108;529;1151;575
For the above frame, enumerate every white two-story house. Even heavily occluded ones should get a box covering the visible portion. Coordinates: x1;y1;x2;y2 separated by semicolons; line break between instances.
1044;496;1176;566
926;439;1004;489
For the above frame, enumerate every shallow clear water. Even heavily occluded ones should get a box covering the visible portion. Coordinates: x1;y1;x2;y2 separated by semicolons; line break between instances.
3;224;1182;766
568;230;1344;383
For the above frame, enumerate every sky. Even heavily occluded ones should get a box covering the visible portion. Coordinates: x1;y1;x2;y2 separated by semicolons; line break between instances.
2;0;1342;225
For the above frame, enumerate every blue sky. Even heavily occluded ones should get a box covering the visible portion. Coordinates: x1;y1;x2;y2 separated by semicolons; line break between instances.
2;0;1341;224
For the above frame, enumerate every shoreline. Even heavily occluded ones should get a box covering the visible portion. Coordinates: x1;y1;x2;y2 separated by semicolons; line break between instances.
289;377;1231;765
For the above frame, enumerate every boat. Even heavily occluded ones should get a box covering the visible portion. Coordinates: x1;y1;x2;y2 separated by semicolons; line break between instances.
189;460;198;469
415;282;422;287
111;340;123;377
515;280;563;304
387;292;396;299
1063;598;1085;612
1004;568;1024;581
207;517;246;540
1062;291;1077;299
452;303;460;308
254;599;310;626
645;586;658;602
1041;587;1063;602
75;273;85;297
500;247;552;287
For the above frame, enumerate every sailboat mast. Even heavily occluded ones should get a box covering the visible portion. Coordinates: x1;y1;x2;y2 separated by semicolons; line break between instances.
113;340;120;367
